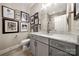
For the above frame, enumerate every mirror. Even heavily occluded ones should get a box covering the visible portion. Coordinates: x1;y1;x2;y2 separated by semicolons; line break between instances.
47;3;68;33
47;3;67;15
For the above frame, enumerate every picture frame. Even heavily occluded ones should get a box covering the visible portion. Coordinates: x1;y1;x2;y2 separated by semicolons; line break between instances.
21;11;29;22
21;22;28;32
2;19;19;34
34;12;39;24
34;12;38;18
30;16;34;24
30;23;34;32
15;9;21;21
2;5;15;19
33;24;38;32
35;18;39;24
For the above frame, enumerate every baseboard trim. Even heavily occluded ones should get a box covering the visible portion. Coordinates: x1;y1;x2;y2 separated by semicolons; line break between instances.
0;44;21;55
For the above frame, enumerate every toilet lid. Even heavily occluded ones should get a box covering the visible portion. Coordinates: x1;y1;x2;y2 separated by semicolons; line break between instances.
21;39;30;43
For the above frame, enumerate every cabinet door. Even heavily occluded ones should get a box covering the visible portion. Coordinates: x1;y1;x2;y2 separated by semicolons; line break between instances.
30;39;36;56
36;41;49;56
50;39;76;55
49;47;71;56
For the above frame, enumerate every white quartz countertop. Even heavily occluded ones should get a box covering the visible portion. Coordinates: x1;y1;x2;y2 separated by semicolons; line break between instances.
30;32;79;45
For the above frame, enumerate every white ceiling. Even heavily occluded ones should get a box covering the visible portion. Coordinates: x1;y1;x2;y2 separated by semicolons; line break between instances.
47;3;67;14
1;3;35;8
29;3;67;14
1;3;67;14
1;3;35;12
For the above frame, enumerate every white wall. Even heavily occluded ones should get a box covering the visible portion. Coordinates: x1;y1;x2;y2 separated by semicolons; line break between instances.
0;3;30;51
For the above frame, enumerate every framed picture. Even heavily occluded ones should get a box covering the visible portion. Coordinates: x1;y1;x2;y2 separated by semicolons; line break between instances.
30;16;34;24
21;11;29;22
30;23;34;32
2;6;15;19
35;18;39;24
34;12;38;18
15;10;21;20
3;19;19;34
34;12;39;24
33;24;38;32
21;22;28;32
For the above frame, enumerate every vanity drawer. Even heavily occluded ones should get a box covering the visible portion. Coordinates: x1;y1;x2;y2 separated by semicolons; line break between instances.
50;39;76;55
30;34;48;44
35;35;48;44
49;47;71;56
30;35;37;39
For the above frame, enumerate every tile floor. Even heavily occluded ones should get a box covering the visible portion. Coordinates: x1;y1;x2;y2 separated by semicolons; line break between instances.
1;47;32;56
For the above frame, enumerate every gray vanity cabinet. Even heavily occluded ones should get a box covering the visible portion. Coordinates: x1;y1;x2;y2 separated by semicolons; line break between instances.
36;36;49;56
30;39;49;56
30;34;78;56
30;39;36;55
36;41;49;56
30;34;49;56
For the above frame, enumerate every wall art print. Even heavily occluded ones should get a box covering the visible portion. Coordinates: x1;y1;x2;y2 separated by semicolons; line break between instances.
3;19;19;34
2;6;15;19
21;11;29;22
21;22;28;32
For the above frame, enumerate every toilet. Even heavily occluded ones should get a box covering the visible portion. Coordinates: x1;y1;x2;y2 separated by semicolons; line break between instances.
21;39;30;51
